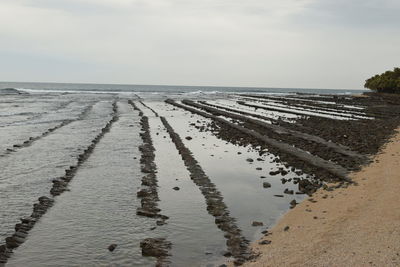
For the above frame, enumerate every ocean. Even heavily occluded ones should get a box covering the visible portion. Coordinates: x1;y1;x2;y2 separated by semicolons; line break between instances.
0;81;365;95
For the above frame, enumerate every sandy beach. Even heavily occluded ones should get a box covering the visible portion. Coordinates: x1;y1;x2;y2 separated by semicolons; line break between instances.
240;128;400;267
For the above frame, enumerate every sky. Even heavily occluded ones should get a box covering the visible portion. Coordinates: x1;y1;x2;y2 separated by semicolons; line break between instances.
0;0;399;89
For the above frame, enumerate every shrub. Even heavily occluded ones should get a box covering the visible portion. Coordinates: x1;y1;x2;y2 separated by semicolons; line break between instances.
365;67;400;93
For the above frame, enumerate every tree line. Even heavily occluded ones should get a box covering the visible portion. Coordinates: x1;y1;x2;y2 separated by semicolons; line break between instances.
365;67;400;93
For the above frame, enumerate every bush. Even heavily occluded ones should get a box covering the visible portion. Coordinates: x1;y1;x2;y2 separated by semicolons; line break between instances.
365;67;400;93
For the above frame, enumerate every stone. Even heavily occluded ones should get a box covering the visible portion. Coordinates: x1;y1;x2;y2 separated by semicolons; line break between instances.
284;188;294;195
156;220;166;226
140;238;171;257
252;221;263;226
290;200;297;208
108;244;117;252
263;182;271;188
5;237;19;249
269;170;280;176
172;186;180;191
259;240;271;245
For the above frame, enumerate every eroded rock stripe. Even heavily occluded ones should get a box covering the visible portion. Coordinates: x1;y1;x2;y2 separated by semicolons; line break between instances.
3;102;96;155
191;100;366;160
240;93;395;119
128;100;170;267
139;101;159;117
0;101;119;266
239;96;370;119
128;100;166;220
160;116;253;266
165;99;349;180
239;94;368;114
236;100;348;120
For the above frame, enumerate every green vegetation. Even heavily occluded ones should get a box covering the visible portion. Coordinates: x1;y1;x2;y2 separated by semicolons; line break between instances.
365;67;400;93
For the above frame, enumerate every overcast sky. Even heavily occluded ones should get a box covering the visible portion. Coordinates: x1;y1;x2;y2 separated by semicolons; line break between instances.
0;0;399;89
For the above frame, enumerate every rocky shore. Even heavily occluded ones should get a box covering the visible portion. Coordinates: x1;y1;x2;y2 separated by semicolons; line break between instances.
165;93;400;266
2;92;400;266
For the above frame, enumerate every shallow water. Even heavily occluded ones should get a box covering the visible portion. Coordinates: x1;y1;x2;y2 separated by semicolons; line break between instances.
8;101;156;267
145;111;227;266
0;99;113;240
146;102;306;239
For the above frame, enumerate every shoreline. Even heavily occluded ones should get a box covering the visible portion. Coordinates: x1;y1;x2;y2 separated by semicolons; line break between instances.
235;127;400;266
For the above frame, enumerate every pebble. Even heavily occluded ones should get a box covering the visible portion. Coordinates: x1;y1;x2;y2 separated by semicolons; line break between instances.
263;182;271;188
108;244;117;252
252;221;264;226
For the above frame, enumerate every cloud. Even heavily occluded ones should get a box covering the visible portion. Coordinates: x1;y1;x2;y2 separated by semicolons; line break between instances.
0;0;399;88
292;0;400;30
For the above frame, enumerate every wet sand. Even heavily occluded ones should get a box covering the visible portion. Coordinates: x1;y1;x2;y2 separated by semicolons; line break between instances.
240;127;400;267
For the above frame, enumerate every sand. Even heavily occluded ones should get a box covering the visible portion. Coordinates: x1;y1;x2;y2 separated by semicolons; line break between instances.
238;127;400;267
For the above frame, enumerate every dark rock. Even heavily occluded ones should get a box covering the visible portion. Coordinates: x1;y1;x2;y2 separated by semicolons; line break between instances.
259;240;271;245
269;170;280;176
246;158;254;162
14;231;27;239
185;136;193;140
284;188;294;195
284;226;290;231
256;167;262;170
5;237;19;249
108;244;117;252
290;200;297;208
137;189;150;197
222;251;232;257
172;186;180;191
251;221;263;226
274;194;284;197
136;209;158;218
140;238;171;257
263;182;271;188
156;220;166;226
